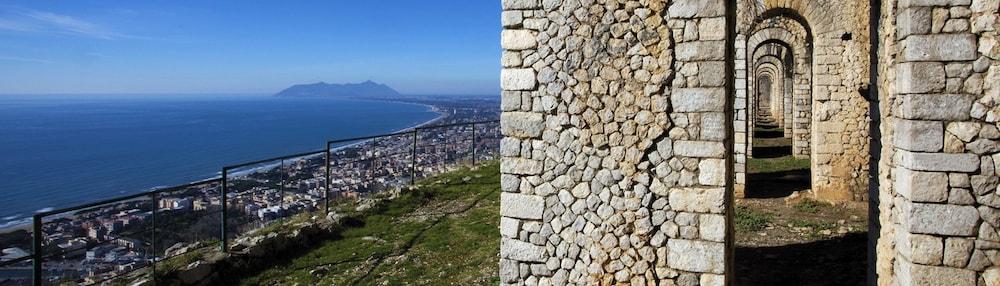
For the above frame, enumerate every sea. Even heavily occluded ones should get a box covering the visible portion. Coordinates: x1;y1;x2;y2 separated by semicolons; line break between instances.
0;94;440;228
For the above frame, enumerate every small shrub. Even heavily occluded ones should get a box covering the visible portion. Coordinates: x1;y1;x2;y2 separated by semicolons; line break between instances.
735;205;772;232
793;199;822;214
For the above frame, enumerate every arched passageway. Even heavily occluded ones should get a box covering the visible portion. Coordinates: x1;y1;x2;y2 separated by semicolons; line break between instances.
499;0;1000;284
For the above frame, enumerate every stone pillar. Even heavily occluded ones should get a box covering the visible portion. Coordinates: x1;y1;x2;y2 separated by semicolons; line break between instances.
792;49;812;159
783;76;793;138
772;71;784;127
748;80;755;159
735;34;747;198
499;0;730;284
887;0;1000;284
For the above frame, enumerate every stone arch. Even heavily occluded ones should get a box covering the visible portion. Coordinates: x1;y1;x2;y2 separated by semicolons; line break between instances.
743;2;873;203
731;22;810;197
754;44;793;134
755;54;789;138
749;26;812;159
755;67;778;120
740;4;872;203
755;57;786;135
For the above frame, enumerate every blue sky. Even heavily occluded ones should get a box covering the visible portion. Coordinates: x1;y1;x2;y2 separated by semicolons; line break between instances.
0;1;501;95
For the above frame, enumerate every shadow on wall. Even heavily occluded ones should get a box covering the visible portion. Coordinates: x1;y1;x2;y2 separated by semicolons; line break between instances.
735;232;867;286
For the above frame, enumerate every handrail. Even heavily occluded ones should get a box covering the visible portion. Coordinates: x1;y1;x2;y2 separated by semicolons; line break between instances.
222;149;327;171
36;178;222;218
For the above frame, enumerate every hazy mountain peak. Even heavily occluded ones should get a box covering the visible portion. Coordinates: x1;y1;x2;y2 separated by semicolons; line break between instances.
274;81;400;98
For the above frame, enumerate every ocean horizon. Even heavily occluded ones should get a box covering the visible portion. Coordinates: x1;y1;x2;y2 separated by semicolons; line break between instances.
0;94;441;227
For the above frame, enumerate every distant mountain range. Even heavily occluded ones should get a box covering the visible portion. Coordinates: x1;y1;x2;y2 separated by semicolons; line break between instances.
274;80;401;98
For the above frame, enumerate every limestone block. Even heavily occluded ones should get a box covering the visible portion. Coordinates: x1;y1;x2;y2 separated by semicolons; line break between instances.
897;150;979;172
502;112;544;138
500;30;538;51
501;91;521;111
500;259;519;283
502;0;540;10
500;217;520;238
501;238;545;262
501;69;536;91
968;139;1000;154
947;122;980;142
698;159;726;187
981;34;1000;60
896;261;975;286
667;239;724;274
894;119;944;152
500;192;543;220
898;232;943;265
698;61;726;87
672;88;725;112
668;0;725;18
699;214;725;242
905;202;979;236
700;112;726;141
902;34;978;62
898;8;933;38
896;62;945;94
501;158;544;175
701;274;724;286
675;141;726;158
501;11;523;28
898;94;973;121
895;167;949;202
900;0;973;7
669;188;724;213
943;238;973;267
675;41;725;61
985;267;1000;286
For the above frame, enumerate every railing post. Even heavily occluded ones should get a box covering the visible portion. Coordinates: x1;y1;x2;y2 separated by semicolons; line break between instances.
220;168;228;252
280;159;286;217
325;142;331;214
32;214;42;286
410;129;418;185
471;123;477;166
150;192;157;281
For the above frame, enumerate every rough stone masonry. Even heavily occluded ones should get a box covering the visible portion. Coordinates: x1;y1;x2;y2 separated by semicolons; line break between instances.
500;0;729;284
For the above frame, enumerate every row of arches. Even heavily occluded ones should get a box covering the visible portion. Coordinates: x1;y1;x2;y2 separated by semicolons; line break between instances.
734;1;870;203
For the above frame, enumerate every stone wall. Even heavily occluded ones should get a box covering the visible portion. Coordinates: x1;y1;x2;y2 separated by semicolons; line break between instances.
499;0;999;284
882;0;1000;284
499;0;730;284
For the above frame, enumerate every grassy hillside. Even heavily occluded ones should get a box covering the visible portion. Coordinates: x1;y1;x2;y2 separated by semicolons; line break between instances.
237;163;501;285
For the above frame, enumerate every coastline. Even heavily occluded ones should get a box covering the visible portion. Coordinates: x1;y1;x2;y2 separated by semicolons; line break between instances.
0;100;448;233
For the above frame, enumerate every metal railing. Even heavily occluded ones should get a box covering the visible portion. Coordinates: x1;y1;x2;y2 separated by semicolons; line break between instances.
0;120;499;286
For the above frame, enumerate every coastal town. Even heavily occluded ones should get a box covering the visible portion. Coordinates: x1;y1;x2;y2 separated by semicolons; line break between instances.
0;97;499;285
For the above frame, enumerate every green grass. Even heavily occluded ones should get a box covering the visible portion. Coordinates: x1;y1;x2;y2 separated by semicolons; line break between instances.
793;199;823;214
747;156;810;174
735;205;772;232
237;162;501;286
